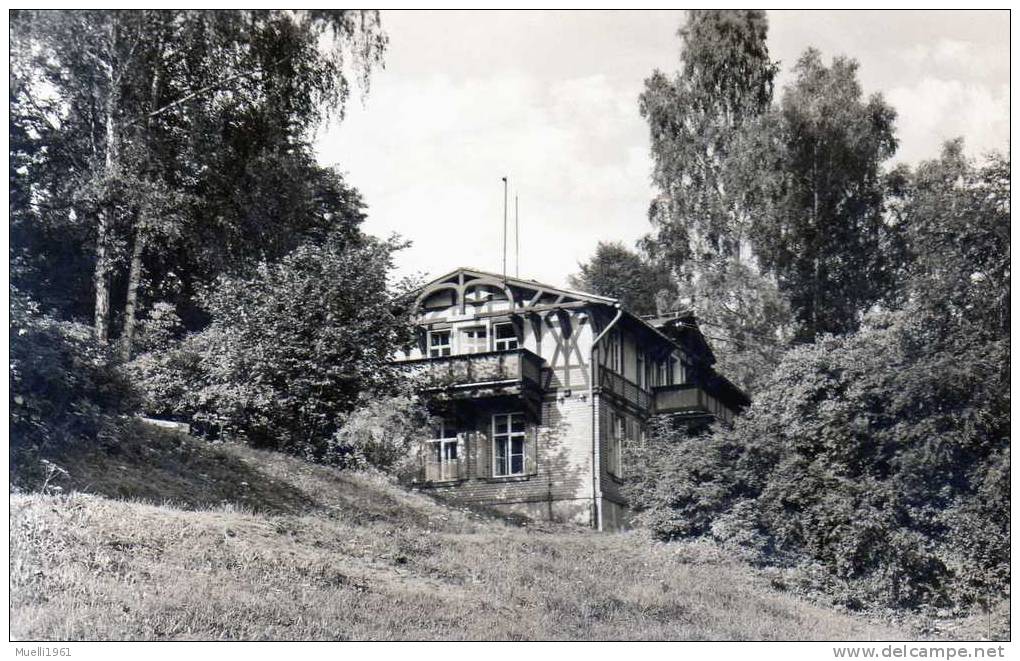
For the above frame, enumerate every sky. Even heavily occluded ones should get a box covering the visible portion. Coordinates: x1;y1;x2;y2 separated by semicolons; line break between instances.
316;10;1010;289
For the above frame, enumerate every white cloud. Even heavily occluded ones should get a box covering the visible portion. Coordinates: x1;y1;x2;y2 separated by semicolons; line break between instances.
887;78;1009;164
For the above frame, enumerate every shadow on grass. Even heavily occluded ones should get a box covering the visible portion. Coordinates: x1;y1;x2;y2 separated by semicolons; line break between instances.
12;419;317;516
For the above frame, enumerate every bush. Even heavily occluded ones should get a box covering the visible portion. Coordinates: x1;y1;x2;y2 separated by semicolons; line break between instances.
327;393;435;476
626;307;1008;611
10;290;136;485
131;232;417;461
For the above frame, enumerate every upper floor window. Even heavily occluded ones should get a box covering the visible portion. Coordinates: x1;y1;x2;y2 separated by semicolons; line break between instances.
460;326;488;354
492;413;527;476
607;330;622;373
428;330;451;357
494;322;519;351
608;412;626;478
656;360;668;386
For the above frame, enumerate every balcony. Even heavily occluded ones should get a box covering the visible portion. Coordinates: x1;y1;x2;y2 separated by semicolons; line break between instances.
653;384;734;422
598;367;653;411
397;348;544;409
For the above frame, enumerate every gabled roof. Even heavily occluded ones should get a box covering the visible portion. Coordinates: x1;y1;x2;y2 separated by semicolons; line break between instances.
416;266;619;306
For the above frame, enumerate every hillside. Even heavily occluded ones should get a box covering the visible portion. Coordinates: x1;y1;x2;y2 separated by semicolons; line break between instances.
9;422;961;641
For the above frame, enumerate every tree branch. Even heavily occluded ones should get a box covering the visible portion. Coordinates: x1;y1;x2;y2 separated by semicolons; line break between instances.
126;54;293;128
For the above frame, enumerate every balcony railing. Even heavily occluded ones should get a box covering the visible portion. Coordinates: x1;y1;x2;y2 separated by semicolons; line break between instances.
398;348;543;393
598;367;653;411
423;457;467;482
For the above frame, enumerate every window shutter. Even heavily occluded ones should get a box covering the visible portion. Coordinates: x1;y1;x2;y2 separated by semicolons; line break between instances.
526;427;538;475
475;430;490;478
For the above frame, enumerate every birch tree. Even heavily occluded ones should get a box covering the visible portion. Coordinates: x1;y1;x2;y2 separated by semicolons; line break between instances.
11;10;387;357
737;49;898;339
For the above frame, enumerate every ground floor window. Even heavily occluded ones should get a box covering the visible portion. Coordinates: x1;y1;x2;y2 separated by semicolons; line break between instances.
492;412;527;476
426;422;461;481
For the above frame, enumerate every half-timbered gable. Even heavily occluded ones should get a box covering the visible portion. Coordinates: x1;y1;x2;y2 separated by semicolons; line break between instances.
395;267;749;531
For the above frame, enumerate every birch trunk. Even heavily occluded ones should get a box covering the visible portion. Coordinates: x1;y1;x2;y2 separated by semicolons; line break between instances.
119;34;164;361
119;232;144;361
94;53;118;344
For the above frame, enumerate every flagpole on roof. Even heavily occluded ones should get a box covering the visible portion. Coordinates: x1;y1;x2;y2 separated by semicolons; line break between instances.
515;194;519;279
502;176;508;282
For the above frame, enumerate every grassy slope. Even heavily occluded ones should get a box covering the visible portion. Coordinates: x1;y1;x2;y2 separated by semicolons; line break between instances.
9;423;968;641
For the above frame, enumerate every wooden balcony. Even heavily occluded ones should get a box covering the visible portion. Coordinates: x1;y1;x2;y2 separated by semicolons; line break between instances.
653;384;734;422
397;348;544;408
598;367;653;411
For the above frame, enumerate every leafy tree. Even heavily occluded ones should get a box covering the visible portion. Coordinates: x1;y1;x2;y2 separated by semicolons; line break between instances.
568;241;674;316
626;148;1009;611
899;140;1009;340
637;11;791;392
10;10;387;357
640;10;777;268
737;49;899;339
157;229;417;459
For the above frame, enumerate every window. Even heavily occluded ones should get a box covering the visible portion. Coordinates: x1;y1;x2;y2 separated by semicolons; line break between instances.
656;360;668;387
492;413;527;476
426;422;460;481
460;326;488;354
636;352;645;389
428;330;451;357
607;330;622;373
494;322;518;351
608;412;625;478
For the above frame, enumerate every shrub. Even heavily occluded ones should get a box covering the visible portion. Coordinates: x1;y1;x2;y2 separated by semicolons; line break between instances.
10;290;136;485
141;232;417;460
327;393;435;476
625;306;1008;611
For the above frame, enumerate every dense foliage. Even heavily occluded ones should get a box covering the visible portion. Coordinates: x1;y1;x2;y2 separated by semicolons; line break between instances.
640;10;776;267
10;9;387;356
11;10;416;473
736;49;900;339
568;241;674;316
625;147;1009;611
130;230;417;461
10;291;136;483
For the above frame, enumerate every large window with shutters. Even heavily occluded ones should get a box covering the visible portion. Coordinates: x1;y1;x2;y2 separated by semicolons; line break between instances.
492;413;527;476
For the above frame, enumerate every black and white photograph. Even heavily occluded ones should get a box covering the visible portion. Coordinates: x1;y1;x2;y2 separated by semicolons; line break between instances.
8;6;1011;650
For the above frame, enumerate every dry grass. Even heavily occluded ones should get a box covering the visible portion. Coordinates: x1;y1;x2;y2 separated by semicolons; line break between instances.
11;425;933;641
